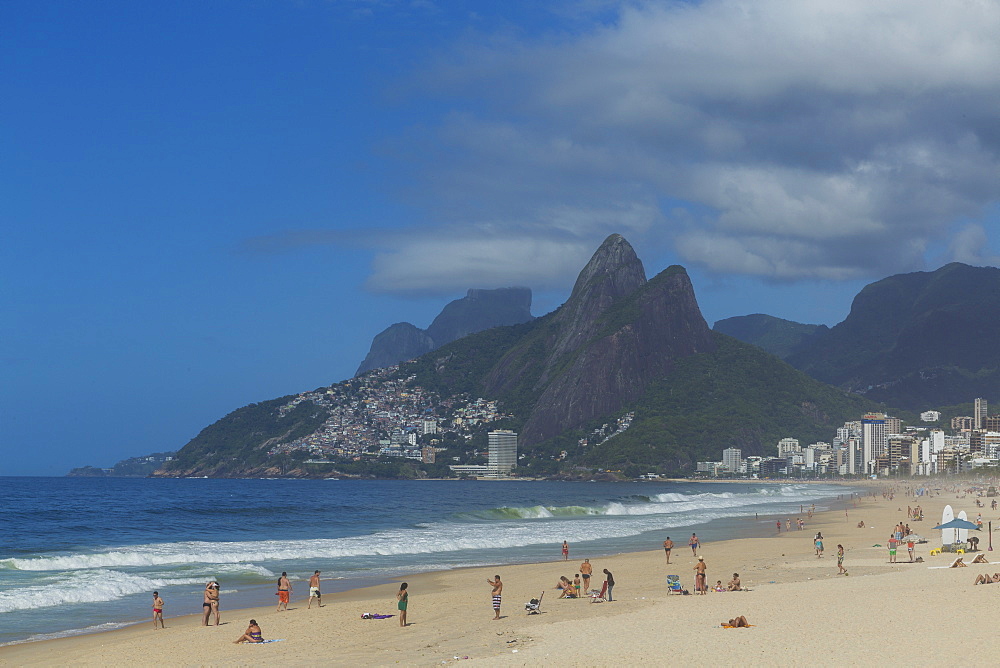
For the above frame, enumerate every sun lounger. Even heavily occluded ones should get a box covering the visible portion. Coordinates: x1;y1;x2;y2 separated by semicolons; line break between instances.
589;581;608;603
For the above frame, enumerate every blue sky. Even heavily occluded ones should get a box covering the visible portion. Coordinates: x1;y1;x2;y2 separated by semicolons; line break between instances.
4;0;999;475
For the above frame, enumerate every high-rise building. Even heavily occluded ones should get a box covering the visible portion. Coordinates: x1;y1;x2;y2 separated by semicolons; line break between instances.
862;413;887;475
777;438;800;458
488;430;518;474
722;448;742;473
422;419;438;435
975;398;988;430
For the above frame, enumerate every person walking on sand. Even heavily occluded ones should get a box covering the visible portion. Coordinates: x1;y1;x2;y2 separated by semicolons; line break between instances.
152;591;165;629
776;520;782;533
814;532;824;558
580;558;593;592
663;537;674;564
888;536;898;563
907;538;915;562
694;556;707;595
837;545;847;575
562;541;569;560
602;568;615;601
689;533;700;556
397;582;408;627
487;575;502;619
276;572;291;612
308;570;322;609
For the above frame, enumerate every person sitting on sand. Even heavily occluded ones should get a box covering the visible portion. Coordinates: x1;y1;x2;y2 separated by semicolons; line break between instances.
234;619;263;643
558;576;575;598
857;520;865;528
973;573;1000;585
949;557;967;568
722;616;750;628
728;573;741;591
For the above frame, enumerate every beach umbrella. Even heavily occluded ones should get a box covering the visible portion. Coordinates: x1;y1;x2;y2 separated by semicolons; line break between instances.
930;518;981;531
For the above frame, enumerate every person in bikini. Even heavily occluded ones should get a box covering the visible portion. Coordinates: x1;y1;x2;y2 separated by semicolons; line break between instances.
234;619;264;643
152;591;164;629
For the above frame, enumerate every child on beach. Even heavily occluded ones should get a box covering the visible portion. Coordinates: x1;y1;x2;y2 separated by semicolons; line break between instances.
837;545;847;575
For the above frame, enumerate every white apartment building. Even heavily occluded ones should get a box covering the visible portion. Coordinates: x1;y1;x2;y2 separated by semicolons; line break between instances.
488;430;518;474
777;438;801;458
722;448;743;474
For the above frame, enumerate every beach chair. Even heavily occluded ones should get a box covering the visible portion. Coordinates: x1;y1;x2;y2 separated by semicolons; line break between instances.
666;574;684;595
525;591;544;615
589;581;608;603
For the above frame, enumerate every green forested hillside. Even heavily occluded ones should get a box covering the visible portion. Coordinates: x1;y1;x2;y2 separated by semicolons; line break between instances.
584;334;877;471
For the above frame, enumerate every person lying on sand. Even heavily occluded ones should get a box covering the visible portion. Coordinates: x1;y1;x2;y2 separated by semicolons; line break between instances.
973;573;1000;585
722;616;750;628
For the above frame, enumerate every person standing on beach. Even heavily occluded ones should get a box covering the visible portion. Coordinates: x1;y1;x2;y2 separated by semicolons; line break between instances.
837;545;847;575
907;538;915;562
694;556;707;595
203;581;220;626
602;568;615;601
580;558;593;592
689;533;699;556
397;582;408;627
776;520;782;533
814;533;824;558
152;591;164;629
888;536;898;563
562;541;569;560
487;575;502;619
308;570;322;609
276;572;291;612
663;537;674;564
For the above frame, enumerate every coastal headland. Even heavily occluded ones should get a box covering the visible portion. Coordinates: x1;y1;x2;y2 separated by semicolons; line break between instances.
1;480;992;667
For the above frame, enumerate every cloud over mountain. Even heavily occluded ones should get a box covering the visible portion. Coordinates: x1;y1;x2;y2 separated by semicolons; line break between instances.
370;0;1000;292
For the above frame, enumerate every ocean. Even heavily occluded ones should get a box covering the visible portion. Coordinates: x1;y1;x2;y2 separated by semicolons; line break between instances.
0;477;856;646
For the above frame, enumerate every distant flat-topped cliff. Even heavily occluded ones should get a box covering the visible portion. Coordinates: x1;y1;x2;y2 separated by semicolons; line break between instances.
355;287;534;376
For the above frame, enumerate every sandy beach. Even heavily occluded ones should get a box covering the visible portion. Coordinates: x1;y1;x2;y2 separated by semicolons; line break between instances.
2;482;995;667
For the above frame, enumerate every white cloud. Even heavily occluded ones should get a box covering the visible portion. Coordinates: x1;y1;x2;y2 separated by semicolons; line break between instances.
364;0;1000;291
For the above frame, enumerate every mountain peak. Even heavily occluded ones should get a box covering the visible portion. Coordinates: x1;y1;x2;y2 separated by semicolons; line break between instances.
568;234;646;303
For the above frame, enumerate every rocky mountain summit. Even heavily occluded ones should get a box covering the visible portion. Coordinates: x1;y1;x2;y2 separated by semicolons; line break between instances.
483;234;715;445
718;262;1000;409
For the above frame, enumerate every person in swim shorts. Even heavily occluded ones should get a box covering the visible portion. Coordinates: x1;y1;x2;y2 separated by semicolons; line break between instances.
663;537;674;564
580;558;593;591
308;570;322;609
152;591;164;629
487;574;502;620
276;572;291;612
203;581;220;626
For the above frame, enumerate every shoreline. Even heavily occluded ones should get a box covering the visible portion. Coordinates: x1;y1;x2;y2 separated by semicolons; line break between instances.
0;479;856;650
4;480;989;666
